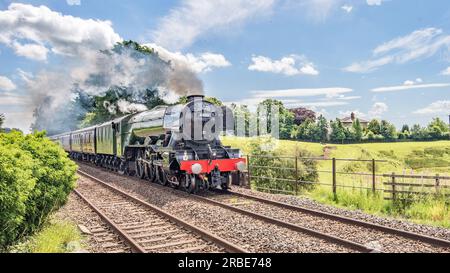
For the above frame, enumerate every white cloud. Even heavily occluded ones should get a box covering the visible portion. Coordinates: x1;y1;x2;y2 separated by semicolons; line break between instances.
367;0;385;6
339;110;367;119
248;55;319;76
287;101;348;108
414;100;450;115
251;87;353;98
66;0;81;6
345;28;450;73
225;86;354;108
0;3;121;61
153;0;275;50
145;43;231;73
369;102;388;117
341;5;353;13
441;67;450;75
403;78;423;86
372;83;450;93
339;102;388;120
12;42;49;61
0;75;16;91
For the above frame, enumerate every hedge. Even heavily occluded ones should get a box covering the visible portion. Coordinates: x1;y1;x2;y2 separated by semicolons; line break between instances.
0;131;77;248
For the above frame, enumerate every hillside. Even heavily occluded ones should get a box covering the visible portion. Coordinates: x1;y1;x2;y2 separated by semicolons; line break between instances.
222;137;450;175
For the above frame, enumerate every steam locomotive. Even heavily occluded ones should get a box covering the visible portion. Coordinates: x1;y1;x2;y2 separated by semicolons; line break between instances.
50;95;246;193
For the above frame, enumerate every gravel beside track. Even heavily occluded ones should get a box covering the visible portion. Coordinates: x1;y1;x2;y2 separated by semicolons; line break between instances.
203;192;450;253
78;164;356;253
230;187;450;242
55;193;131;253
76;175;225;253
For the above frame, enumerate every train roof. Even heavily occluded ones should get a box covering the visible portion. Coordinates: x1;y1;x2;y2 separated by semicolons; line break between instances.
128;105;169;123
96;115;131;128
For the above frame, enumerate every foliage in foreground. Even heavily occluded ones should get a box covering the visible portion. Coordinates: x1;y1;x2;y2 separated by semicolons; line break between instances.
8;219;82;253
0;131;78;249
246;136;319;193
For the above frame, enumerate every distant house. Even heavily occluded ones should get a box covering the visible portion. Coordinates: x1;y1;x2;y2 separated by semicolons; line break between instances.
339;112;369;128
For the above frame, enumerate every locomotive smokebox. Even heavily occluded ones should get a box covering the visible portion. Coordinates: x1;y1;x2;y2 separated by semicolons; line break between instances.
187;94;205;102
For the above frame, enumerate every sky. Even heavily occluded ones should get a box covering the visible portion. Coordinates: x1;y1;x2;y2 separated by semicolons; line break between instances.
0;0;450;132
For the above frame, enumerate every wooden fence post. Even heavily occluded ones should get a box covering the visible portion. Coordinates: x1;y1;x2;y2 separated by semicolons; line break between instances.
372;159;376;194
332;158;337;198
436;174;440;195
247;155;251;188
391;172;396;201
295;157;299;195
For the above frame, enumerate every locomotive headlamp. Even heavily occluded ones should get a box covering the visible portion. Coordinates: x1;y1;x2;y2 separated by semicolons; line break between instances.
191;163;203;175
236;161;246;172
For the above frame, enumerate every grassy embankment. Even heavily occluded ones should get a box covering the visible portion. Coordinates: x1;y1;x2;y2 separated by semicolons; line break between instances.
8;218;82;253
222;137;450;228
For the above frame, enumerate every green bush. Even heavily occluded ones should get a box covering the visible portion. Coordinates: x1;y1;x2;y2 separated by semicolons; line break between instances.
0;131;77;249
247;137;318;193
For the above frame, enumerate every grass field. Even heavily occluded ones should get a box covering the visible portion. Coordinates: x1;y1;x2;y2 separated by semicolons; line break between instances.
223;137;450;174
222;137;450;228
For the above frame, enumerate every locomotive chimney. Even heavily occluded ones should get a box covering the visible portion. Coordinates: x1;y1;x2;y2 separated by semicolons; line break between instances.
187;95;205;102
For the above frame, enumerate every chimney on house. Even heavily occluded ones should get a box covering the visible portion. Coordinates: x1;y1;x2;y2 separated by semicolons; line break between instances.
351;112;356;122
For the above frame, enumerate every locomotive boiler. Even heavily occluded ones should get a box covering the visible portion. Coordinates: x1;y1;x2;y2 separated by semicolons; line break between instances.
50;95;246;193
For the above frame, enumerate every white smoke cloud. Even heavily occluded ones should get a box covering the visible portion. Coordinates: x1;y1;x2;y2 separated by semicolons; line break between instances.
1;3;232;133
145;43;231;74
116;100;148;114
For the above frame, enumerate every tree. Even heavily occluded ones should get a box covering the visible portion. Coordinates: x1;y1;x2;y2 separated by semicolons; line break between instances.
368;119;381;135
205;97;223;106
353;119;363;141
231;104;251;136
410;124;430;140
316;115;329;142
330;119;346;143
290;108;316;125
380;120;397;140
428;118;449;134
258;99;294;139
401;124;410;133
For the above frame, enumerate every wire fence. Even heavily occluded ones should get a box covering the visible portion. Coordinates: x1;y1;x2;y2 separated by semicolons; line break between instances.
244;155;450;201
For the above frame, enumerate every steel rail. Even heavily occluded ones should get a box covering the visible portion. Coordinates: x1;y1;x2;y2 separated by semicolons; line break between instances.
227;190;450;248
77;170;248;253
74;189;146;253
77;165;374;253
188;194;377;253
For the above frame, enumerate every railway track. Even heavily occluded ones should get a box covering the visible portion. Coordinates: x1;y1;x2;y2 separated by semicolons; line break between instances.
222;190;450;248
75;170;248;253
77;164;450;253
199;191;450;253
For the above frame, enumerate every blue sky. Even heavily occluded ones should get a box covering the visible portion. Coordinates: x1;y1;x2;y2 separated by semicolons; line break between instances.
0;0;450;132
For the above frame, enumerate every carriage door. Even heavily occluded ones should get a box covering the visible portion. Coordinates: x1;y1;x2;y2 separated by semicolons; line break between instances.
112;122;120;157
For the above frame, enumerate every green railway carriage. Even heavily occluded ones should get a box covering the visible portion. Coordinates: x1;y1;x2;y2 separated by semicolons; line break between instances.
96;115;131;158
71;126;96;155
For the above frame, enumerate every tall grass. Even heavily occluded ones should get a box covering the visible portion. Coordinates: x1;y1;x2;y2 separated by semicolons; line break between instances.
8;220;82;253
